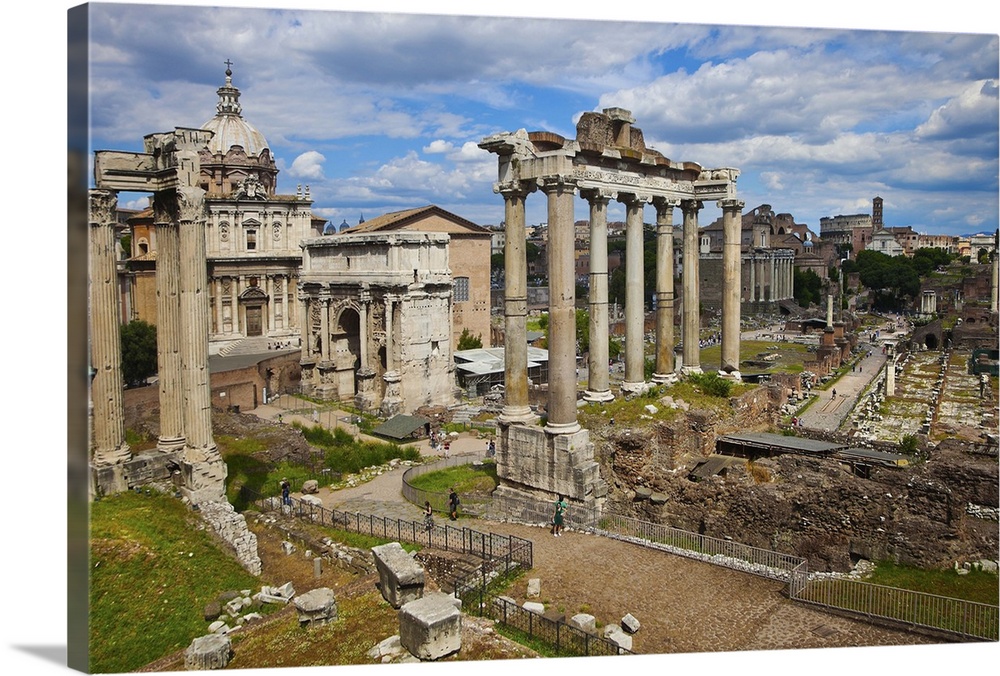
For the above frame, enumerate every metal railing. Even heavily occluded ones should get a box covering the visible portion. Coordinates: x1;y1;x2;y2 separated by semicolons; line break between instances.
790;575;999;641
401;455;495;515
460;592;632;657
244;488;532;570
595;513;804;581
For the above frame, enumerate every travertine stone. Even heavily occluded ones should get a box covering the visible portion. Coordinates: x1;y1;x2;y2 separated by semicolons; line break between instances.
398;592;462;661
372;542;425;609
681;199;703;375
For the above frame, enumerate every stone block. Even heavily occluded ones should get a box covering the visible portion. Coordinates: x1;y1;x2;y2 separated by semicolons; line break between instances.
184;633;232;670
526;578;541;598
300;494;323;507
398;592;462;661
569;613;596;632
621;613;640;633
372;542;425;608
302;479;320;494
603;624;632;651
293;587;338;627
522;601;545;614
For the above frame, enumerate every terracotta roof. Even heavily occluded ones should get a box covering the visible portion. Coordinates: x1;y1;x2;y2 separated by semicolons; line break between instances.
339;205;489;235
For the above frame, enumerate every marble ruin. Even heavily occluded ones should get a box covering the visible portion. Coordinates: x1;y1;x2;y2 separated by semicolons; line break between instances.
298;232;457;417
479;108;743;513
91;127;227;504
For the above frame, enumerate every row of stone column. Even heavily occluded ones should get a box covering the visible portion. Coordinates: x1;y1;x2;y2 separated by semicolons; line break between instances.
89;186;225;502
747;254;794;302
499;179;743;435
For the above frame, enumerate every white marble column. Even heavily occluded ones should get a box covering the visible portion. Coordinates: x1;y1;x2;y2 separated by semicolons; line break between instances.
720;199;744;378
266;275;275;333
619;192;648;395
230;276;239;335
214;278;224;336
652;198;678;384
89;189;131;467
320;297;331;362
583;189;614;402
153;192;186;452
541;177;580;435
303;297;314;358
177;185;217;459
499;183;535;424
681;200;703;375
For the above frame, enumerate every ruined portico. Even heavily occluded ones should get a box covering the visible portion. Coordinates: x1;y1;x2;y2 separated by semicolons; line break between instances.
479;108;741;513
92;128;227;504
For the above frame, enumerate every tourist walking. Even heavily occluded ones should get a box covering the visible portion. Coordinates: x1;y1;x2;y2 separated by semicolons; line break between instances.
423;501;434;532
552;494;568;536
280;478;291;507
448;487;460;521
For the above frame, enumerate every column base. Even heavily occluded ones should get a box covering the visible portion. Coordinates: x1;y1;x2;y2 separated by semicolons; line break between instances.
681;366;704;376
544;419;582;436
157;436;186;453
718;368;742;381
651;372;678;385
620;381;650;398
499;405;537;426
582;389;614;403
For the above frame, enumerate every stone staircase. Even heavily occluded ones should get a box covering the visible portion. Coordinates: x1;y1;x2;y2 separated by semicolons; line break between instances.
217;336;299;358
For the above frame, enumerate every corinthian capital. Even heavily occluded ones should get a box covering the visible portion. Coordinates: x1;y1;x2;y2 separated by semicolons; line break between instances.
88;189;118;226
176;186;207;222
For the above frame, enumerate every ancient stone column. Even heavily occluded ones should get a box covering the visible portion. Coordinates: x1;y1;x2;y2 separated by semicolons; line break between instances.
177;185;218;459
681;200;703;375
826;291;834;328
499;183;535;424
320;297;331;362
720;199;744;378
619;192;648;395
749;256;757;302
582;189;614;402
993;251;999;314
652;198;678;384
384;297;394;371
152;192;186;453
541;177;580;435
303;297;314;358
88;189;131;470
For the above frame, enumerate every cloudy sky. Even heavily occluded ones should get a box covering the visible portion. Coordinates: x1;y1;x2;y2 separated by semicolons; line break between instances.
80;0;999;238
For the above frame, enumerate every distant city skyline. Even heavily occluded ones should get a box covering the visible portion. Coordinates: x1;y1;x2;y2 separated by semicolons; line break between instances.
81;2;998;240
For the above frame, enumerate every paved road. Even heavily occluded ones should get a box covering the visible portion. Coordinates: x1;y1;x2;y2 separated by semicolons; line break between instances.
796;343;887;432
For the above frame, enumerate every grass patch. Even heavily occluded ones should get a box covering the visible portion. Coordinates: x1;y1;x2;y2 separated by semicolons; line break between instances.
89;490;266;674
226;591;399;669
407;462;498;495
220;426;421;511
866;562;999;605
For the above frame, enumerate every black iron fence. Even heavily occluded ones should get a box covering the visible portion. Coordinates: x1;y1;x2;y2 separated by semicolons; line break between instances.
243;488;532;570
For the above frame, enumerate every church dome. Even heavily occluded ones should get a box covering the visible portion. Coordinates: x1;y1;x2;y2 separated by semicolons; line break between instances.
201;64;270;158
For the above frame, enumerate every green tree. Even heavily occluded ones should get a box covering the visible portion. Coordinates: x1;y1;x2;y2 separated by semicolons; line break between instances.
575;309;589;354
120;319;157;386
793;268;823;307
855;249;920;312
457;328;483;351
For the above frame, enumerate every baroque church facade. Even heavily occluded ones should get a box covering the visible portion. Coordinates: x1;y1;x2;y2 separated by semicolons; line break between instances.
123;66;325;350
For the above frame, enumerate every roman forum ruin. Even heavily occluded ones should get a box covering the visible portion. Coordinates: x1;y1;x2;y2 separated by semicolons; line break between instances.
479;108;743;512
90;128;227;505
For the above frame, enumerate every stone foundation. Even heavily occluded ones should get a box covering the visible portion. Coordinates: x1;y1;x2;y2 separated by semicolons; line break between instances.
372;542;425;609
198;500;262;576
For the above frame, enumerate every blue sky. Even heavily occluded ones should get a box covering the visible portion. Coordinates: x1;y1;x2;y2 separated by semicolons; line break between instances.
80;1;999;238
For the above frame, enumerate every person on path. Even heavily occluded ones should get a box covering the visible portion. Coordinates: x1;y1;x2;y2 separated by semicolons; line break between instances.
832;388;837;399
423;501;434;532
443;441;451;458
448;487;460;521
280;478;291;506
552;494;568;536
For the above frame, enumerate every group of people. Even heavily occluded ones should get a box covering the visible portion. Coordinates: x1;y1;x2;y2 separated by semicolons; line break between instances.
423;486;461;532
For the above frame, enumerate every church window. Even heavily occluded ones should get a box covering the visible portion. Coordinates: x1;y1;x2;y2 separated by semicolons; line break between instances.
454;276;470;302
247;229;257;250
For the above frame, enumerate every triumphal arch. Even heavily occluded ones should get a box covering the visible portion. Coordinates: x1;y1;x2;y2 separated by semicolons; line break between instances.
479;108;743;515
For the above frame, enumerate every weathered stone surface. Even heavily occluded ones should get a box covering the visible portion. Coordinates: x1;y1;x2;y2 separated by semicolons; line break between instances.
184;633;232;670
621;613;640;634
603;624;632;651
300;494;323;507
293;587;338;627
372;542;425;608
522;601;545;614
569;613;596;632
203;601;222;622
302;479;319;494
526;578;540;598
398;592;462;661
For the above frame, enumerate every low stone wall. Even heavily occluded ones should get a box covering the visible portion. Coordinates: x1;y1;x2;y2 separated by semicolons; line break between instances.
198;500;263;576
